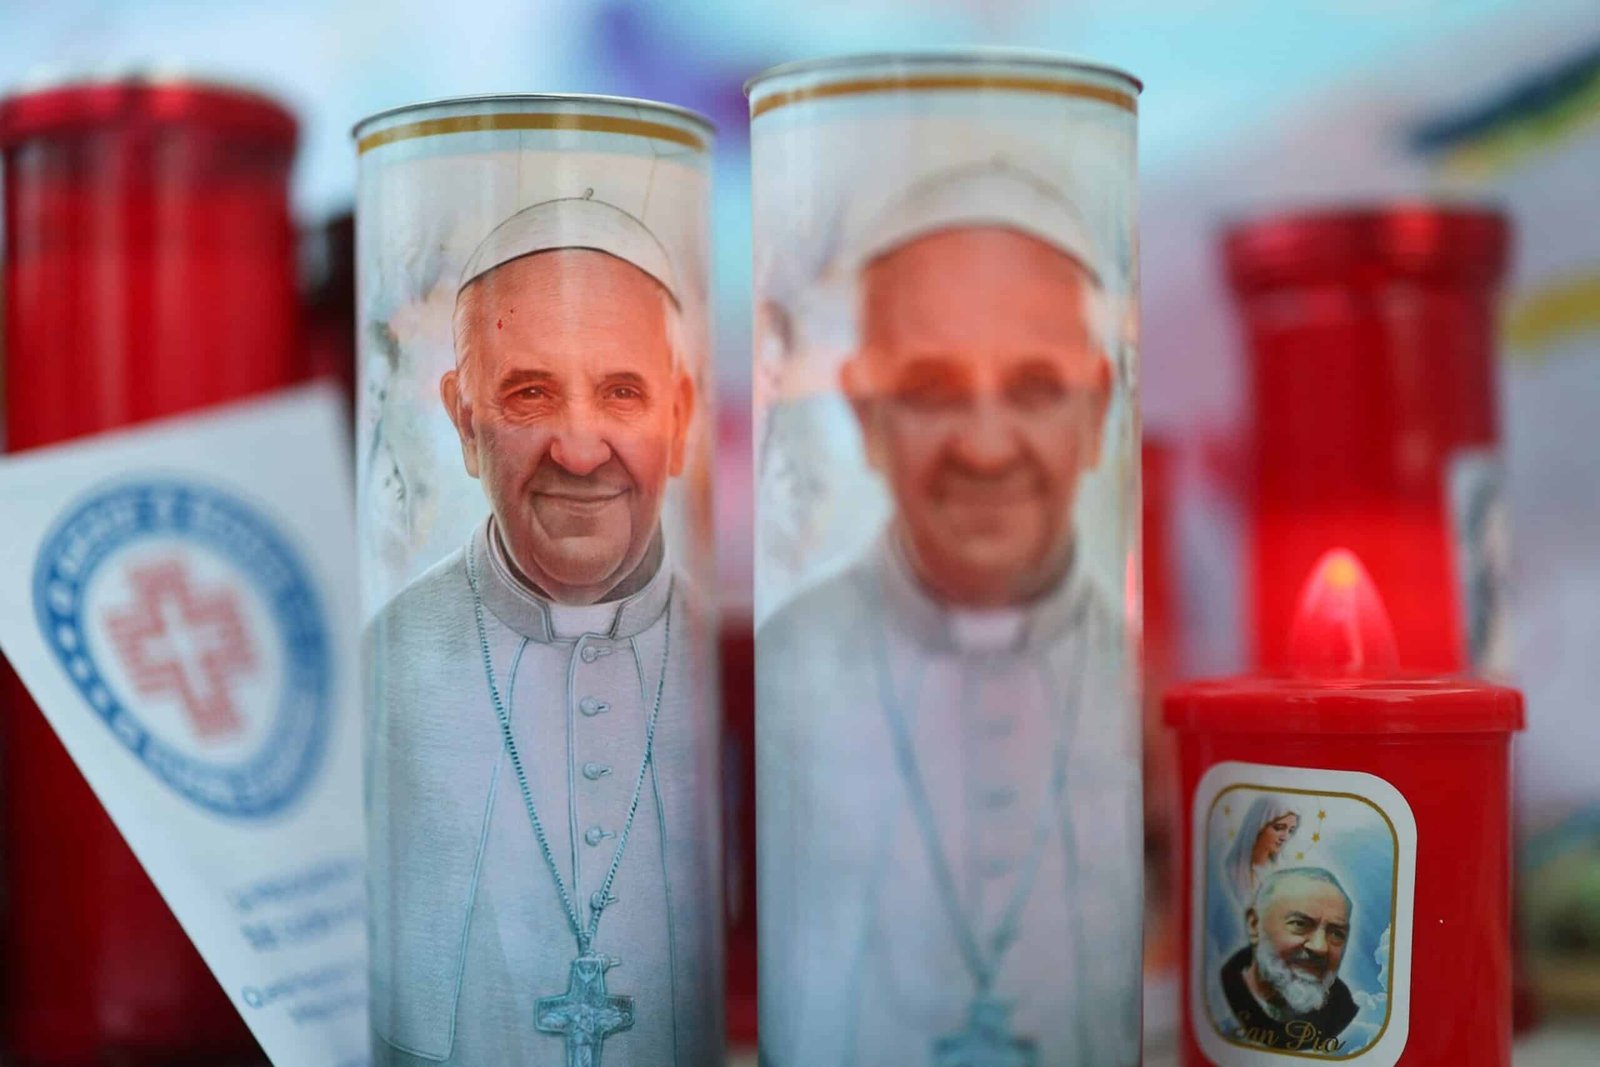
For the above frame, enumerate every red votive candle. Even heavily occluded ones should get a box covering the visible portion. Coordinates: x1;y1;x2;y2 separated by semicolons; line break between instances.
1165;550;1522;1066
721;615;758;1045
1;76;296;1065
1144;438;1182;982
1226;206;1510;675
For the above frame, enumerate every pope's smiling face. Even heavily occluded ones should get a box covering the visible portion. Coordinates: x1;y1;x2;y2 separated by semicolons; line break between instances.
441;248;693;605
845;226;1111;608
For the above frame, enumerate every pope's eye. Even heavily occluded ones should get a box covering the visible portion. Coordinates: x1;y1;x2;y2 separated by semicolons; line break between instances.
1006;373;1068;408
896;376;966;408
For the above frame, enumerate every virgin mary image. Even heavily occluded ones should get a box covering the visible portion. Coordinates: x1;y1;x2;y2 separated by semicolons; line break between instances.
1225;794;1300;911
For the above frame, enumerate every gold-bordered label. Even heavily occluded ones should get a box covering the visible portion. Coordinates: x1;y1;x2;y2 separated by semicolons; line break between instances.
1190;762;1417;1066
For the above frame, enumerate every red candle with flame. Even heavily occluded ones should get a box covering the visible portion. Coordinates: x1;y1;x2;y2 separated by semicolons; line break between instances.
1166;550;1521;1066
1;77;296;1065
1227;206;1510;675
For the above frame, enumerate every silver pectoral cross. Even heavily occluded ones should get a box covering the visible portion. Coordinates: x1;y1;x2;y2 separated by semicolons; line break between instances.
535;954;634;1067
933;997;1037;1067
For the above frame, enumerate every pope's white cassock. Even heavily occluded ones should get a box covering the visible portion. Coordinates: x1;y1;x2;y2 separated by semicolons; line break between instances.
757;533;1142;1067
366;519;721;1066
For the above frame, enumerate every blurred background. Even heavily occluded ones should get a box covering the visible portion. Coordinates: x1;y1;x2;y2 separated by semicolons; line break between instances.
4;0;1599;1063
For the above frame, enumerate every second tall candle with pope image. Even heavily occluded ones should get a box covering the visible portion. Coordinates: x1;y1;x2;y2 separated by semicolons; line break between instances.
751;53;1144;1067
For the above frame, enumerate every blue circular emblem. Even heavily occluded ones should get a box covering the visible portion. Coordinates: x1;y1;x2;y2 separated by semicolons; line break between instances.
33;479;332;819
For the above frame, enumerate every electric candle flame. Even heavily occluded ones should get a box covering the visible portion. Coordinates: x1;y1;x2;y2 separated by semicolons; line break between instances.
1286;548;1400;678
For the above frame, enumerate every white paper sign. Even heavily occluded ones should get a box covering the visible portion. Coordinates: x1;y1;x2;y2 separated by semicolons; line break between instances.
0;385;369;1067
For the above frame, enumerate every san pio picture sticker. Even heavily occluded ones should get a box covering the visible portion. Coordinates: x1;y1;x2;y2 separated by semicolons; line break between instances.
32;478;333;819
1191;762;1417;1066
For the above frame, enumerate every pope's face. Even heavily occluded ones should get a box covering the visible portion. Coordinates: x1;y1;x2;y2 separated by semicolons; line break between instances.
1253;876;1351;986
441;249;693;605
845;226;1111;608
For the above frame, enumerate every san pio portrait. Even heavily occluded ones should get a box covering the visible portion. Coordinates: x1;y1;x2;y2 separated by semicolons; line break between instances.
1192;765;1418;1066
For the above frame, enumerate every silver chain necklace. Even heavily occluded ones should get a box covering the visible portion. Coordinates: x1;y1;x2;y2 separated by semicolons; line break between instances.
465;546;672;1063
869;583;1085;1067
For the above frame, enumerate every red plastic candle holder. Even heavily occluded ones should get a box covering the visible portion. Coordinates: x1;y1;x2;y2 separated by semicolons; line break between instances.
1165;551;1522;1066
1226;205;1511;675
1;76;298;1066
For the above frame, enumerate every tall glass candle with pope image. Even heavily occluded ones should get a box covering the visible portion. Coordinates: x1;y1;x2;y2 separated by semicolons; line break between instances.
750;52;1143;1066
354;95;723;1067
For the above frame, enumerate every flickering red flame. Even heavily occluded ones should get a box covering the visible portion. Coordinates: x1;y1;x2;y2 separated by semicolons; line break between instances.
1286;548;1400;678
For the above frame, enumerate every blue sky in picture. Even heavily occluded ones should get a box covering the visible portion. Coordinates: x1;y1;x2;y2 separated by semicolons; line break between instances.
1;0;1581;385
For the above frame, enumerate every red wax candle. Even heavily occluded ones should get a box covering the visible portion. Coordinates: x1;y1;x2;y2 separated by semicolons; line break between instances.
1165;550;1522;1066
299;211;356;412
1144;438;1182;980
721;615;758;1045
1;77;296;1066
1226;206;1510;675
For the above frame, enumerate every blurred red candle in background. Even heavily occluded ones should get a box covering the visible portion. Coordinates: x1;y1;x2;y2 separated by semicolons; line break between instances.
721;616;757;1045
1225;205;1510;674
1143;438;1182;982
1;76;297;1066
298;211;356;412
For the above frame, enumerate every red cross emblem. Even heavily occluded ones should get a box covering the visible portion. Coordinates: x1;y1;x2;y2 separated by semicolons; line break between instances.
101;556;259;741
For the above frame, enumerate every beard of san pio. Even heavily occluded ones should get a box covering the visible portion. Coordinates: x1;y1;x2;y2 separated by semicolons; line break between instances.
1254;938;1337;1018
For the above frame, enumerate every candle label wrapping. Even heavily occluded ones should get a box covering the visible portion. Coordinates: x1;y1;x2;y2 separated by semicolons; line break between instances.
355;98;723;1066
1189;761;1417;1067
751;57;1143;1067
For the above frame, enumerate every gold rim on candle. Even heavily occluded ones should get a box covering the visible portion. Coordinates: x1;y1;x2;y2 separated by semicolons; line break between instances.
354;94;712;154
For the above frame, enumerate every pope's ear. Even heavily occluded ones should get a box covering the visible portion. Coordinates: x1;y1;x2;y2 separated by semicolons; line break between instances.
439;368;481;479
1245;907;1260;945
840;352;889;470
668;370;696;477
1081;351;1114;469
840;349;875;402
844;351;896;463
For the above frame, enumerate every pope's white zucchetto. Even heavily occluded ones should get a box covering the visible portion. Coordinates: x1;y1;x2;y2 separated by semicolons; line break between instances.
458;194;681;304
852;158;1100;282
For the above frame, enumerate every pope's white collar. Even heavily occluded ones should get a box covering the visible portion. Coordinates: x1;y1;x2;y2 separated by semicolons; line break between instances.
945;608;1028;653
873;530;1090;655
472;518;672;642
